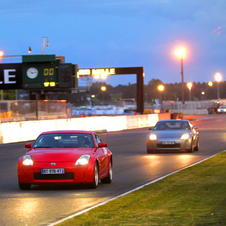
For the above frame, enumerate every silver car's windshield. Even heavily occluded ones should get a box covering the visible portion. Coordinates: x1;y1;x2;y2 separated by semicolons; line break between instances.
33;133;95;148
154;121;190;130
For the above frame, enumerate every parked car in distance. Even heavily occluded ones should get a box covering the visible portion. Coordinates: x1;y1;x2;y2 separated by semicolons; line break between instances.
122;109;140;115
147;119;199;153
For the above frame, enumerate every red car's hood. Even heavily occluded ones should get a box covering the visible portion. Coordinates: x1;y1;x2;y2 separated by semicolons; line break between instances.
28;148;96;162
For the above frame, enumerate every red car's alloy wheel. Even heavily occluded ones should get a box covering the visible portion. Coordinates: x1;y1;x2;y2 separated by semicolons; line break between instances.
88;162;99;189
101;161;112;183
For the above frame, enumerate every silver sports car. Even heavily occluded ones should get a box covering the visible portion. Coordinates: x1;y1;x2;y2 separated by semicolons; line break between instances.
147;119;199;153
217;105;226;114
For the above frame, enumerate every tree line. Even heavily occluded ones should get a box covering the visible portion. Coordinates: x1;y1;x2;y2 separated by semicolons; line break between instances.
89;78;226;103
2;79;225;106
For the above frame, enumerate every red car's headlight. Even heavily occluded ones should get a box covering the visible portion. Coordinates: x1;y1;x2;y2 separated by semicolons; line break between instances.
23;155;34;166
75;155;90;165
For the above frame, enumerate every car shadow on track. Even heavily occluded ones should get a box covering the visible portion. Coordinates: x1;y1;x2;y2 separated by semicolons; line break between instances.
23;181;109;191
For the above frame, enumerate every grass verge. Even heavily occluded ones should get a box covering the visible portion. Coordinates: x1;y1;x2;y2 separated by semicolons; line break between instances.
58;152;226;226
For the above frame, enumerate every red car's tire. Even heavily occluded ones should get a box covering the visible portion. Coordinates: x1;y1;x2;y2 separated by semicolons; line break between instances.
147;148;154;154
101;161;112;184
19;183;31;190
88;162;99;189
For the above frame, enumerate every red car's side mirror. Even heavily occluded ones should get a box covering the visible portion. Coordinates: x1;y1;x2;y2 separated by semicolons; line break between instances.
98;142;108;148
25;143;32;148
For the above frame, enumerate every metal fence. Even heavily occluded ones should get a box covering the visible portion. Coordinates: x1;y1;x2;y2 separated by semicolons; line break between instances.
162;99;226;110
1;98;225;122
0;100;67;122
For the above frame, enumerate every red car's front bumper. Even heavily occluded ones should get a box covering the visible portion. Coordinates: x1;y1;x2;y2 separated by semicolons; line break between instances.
18;160;95;185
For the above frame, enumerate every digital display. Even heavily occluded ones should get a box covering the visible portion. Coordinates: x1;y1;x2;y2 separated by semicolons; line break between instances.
58;63;73;88
44;68;54;76
77;68;115;79
23;63;56;89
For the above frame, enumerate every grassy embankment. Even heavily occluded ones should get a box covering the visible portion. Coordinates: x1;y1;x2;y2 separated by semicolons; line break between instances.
59;152;226;226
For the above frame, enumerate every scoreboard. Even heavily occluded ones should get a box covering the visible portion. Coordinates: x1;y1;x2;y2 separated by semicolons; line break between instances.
58;63;73;88
22;55;75;89
23;55;57;89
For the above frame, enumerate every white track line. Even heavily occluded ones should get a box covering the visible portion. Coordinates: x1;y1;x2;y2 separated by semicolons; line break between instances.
48;151;225;226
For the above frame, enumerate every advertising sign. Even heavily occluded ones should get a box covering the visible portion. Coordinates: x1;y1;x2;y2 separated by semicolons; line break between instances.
0;63;23;89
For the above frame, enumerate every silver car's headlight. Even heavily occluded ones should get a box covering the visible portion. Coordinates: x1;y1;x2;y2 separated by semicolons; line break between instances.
149;134;157;140
180;133;189;140
23;155;33;165
75;155;90;165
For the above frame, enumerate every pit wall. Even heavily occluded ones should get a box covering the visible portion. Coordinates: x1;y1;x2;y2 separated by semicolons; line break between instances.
0;113;172;144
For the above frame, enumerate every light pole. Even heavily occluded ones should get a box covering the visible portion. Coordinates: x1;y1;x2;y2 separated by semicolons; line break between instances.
157;84;164;104
215;73;222;100
201;91;206;100
91;95;95;106
0;51;3;63
207;81;213;100
0;51;4;100
175;47;186;107
101;86;106;104
208;81;213;87
42;37;49;55
187;82;192;101
28;46;32;54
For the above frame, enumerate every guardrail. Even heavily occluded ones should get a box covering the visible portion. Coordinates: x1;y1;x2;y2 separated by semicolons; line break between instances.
0;113;172;144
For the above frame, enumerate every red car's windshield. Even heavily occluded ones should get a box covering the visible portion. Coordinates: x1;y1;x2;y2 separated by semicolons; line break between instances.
33;133;95;148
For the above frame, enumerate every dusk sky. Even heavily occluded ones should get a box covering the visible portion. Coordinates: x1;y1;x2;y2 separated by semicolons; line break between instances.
1;0;226;87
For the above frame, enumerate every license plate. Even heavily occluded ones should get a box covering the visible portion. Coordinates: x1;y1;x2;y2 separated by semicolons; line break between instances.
162;141;175;145
41;168;65;174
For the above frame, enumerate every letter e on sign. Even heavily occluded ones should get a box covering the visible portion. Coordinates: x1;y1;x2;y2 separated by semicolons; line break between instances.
0;63;22;89
4;69;16;84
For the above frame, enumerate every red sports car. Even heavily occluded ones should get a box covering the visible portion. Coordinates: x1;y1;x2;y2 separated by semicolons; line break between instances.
18;130;113;190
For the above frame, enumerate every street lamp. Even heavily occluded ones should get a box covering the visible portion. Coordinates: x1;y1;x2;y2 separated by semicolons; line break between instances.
28;46;32;54
201;91;206;100
42;37;49;55
207;81;213;100
101;86;106;92
0;51;3;100
0;51;3;63
91;95;95;106
208;81;213;87
175;46;186;107
215;73;222;100
101;86;106;103
187;82;192;101
157;84;164;104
